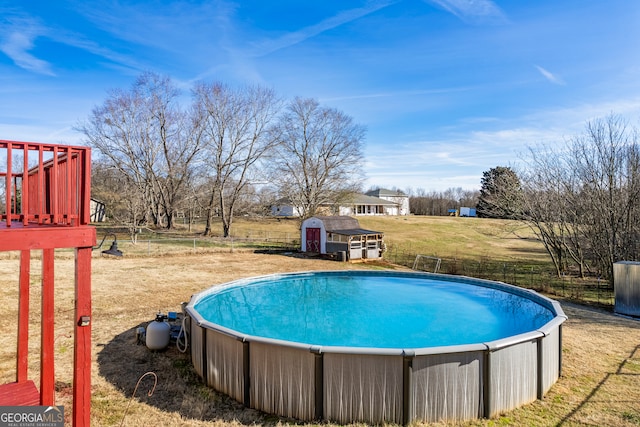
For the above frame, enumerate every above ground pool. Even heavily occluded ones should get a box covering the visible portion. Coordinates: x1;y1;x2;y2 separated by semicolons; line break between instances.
185;270;567;424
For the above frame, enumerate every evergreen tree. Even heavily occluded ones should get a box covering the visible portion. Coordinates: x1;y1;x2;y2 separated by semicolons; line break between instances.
476;166;523;219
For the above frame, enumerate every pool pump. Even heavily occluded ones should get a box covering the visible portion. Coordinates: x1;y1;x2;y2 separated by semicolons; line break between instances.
145;313;171;350
141;308;189;352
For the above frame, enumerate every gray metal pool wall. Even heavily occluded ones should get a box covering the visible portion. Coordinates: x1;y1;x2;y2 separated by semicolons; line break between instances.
185;271;567;424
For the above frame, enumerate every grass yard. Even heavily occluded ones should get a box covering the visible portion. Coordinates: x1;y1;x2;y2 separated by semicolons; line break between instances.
357;215;547;263
1;216;639;426
115;215;547;263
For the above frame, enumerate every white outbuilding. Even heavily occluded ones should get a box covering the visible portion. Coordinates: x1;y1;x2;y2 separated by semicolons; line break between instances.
301;216;385;261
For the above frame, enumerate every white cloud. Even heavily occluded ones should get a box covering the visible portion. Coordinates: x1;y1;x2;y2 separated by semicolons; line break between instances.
0;24;55;76
250;1;399;57
426;0;507;24
321;86;472;102
535;65;565;85
364;96;640;191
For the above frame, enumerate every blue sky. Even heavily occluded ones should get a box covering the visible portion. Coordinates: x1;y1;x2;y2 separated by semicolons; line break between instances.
1;1;639;192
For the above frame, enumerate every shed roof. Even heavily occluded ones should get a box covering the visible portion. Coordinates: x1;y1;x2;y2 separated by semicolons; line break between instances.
312;215;359;231
309;216;383;235
330;228;383;236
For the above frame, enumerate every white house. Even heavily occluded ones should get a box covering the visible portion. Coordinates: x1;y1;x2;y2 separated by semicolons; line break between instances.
337;193;400;216
271;190;409;217
365;188;410;215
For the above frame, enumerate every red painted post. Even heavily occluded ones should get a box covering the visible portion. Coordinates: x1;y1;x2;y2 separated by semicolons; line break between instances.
51;147;59;224
73;247;92;427
80;149;91;225
69;149;77;225
38;146;45;224
17;250;30;383
22;145;29;226
40;248;55;405
5;142;12;226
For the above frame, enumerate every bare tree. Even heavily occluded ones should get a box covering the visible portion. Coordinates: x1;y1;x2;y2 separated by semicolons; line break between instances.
192;82;282;237
269;97;366;219
520;149;588;277
573;115;640;280
90;160;145;239
79;73;199;228
522;114;640;281
79;72;202;230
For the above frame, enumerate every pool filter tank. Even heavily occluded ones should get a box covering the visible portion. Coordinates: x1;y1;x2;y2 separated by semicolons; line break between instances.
146;313;171;350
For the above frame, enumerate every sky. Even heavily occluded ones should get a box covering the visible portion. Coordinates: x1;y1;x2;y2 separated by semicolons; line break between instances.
1;1;639;193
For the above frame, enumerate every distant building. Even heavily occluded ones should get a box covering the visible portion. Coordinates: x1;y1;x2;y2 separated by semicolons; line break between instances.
365;188;410;215
337;193;401;216
459;207;477;217
270;198;303;217
271;189;410;217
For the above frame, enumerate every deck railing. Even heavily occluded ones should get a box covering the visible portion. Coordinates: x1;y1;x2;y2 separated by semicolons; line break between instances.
0;140;91;227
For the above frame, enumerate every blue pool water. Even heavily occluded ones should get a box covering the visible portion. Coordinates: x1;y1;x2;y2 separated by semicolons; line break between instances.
193;272;554;349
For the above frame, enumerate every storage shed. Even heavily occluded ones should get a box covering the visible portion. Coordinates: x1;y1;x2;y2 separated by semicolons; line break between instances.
614;261;640;317
301;216;384;261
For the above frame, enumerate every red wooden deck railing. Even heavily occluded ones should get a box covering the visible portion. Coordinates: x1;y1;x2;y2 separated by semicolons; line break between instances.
0;140;96;427
1;140;91;227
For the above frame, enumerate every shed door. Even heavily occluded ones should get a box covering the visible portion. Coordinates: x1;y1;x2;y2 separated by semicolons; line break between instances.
306;228;321;253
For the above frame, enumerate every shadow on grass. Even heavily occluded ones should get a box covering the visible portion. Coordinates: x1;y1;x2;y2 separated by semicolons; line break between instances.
555;343;640;426
96;325;289;425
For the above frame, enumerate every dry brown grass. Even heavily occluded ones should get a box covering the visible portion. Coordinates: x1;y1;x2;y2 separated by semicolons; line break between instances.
1;250;640;426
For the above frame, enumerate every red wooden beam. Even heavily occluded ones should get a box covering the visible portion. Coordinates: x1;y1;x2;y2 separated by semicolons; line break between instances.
73;247;92;427
40;248;55;406
0;226;96;251
17;250;30;383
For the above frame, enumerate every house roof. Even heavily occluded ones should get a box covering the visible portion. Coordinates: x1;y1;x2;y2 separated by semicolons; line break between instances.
365;188;407;197
272;192;400;209
273;197;293;204
347;193;398;205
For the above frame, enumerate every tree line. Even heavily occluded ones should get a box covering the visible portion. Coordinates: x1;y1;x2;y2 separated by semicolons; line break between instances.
475;115;640;283
408;188;480;216
79;72;365;238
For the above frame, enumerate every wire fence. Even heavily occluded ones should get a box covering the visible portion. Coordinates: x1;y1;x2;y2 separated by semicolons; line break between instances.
92;230;615;309
383;241;615;309
98;234;300;257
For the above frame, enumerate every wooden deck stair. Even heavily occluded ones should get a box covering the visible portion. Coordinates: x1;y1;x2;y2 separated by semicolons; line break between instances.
0;381;40;406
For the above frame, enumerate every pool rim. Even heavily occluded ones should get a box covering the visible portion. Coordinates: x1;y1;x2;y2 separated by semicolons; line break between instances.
185;269;567;356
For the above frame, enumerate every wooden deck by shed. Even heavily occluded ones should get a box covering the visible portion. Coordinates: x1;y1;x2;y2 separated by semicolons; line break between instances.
0;140;96;426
